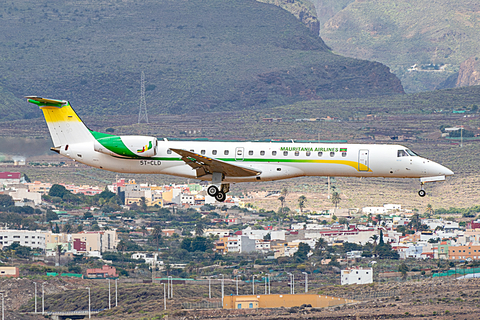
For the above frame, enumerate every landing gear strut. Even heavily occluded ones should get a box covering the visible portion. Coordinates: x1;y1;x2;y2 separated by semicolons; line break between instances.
207;183;230;202
418;183;426;197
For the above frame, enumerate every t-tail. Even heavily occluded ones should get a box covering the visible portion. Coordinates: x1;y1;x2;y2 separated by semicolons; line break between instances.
26;96;94;150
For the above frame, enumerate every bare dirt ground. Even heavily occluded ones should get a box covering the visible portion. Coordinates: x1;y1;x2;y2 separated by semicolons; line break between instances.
4;276;479;319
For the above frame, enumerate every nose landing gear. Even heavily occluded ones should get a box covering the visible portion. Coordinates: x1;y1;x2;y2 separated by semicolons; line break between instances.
418;175;447;197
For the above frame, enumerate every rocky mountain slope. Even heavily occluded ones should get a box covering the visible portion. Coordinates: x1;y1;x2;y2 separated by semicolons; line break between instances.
315;0;480;92
0;0;403;121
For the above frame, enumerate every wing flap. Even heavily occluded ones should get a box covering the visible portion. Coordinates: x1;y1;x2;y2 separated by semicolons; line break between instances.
170;148;261;177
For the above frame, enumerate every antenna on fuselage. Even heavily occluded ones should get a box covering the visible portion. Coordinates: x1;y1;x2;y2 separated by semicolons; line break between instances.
138;71;149;124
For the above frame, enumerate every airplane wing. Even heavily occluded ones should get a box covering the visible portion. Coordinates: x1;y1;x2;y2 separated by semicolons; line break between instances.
170;148;261;178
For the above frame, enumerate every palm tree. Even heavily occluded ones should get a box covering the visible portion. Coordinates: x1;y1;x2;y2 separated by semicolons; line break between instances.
140;225;147;236
278;196;286;212
298;195;307;213
195;222;205;236
151;226;162;251
281;187;289;199
424;204;434;218
370;234;379;248
331;192;341;212
56;244;63;266
408;213;422;231
315;238;326;257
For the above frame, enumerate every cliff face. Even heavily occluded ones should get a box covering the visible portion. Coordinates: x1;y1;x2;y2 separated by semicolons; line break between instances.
257;0;321;35
457;57;480;87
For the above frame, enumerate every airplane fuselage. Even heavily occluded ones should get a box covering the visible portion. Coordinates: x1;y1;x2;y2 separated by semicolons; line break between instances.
60;140;452;183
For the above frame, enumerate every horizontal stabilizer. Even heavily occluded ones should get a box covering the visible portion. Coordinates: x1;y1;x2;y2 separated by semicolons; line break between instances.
25;96;67;107
170;148;262;178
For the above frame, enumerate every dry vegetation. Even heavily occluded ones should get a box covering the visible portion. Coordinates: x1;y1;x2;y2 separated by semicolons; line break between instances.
6;277;480;319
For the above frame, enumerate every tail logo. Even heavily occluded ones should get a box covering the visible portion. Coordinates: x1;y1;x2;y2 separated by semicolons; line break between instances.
137;141;153;154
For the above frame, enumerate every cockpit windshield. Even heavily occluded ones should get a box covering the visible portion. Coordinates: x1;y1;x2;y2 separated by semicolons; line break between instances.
405;149;419;156
398;149;419;157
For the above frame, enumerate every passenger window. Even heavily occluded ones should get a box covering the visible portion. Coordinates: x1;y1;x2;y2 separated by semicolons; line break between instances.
397;150;408;157
272;151;277;156
248;150;253;155
306;151;311;156
237;149;242;155
190;149;194;153
295;151;299;156
330;152;335;157
224;150;229;155
342;152;347;157
318;152;323;157
201;150;206;155
212;150;217;155
283;151;288;156
260;151;265;156
167;149;172;154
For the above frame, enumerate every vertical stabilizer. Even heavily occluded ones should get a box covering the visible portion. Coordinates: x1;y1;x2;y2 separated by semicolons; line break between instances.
26;96;94;147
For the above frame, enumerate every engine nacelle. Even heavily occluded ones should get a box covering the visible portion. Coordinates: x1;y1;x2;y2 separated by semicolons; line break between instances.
94;135;158;158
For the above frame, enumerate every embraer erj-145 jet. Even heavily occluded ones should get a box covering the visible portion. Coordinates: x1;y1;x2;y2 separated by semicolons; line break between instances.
27;96;454;202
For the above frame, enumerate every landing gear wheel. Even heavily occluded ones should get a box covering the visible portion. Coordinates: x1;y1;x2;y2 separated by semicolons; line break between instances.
215;191;226;202
418;190;426;197
207;185;219;197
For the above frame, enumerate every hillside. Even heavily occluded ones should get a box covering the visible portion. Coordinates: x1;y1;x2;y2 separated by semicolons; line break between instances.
318;0;480;93
0;0;403;121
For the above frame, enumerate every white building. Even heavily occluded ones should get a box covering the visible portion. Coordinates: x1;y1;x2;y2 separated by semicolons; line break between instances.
131;253;164;267
9;188;42;206
204;228;232;238
363;204;401;214
226;235;256;253
341;267;373;285
0;229;46;250
255;240;271;252
180;194;195;205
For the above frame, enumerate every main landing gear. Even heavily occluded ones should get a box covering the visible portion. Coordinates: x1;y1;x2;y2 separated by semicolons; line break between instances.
207;184;230;202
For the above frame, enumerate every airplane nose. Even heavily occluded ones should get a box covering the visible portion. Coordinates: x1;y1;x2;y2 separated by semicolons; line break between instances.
436;163;454;176
443;166;454;176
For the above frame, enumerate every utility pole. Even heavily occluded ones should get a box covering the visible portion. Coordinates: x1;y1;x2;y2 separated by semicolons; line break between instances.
236;275;239;295
87;287;91;319
163;284;166;310
115;279;118;307
33;282;37;313
268;274;271;294
138;71;148;123
1;292;4;320
252;275;255;295
221;275;224;302
108;279;111;309
208;277;211;299
42;282;46;315
302;272;308;293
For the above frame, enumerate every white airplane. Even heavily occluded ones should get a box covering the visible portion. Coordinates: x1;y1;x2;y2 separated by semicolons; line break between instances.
27;96;454;202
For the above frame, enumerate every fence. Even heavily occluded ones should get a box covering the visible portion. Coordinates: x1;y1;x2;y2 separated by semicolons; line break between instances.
182;301;223;309
432;267;480;278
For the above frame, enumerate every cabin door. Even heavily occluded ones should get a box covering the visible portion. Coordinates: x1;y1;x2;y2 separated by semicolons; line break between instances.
358;149;369;171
